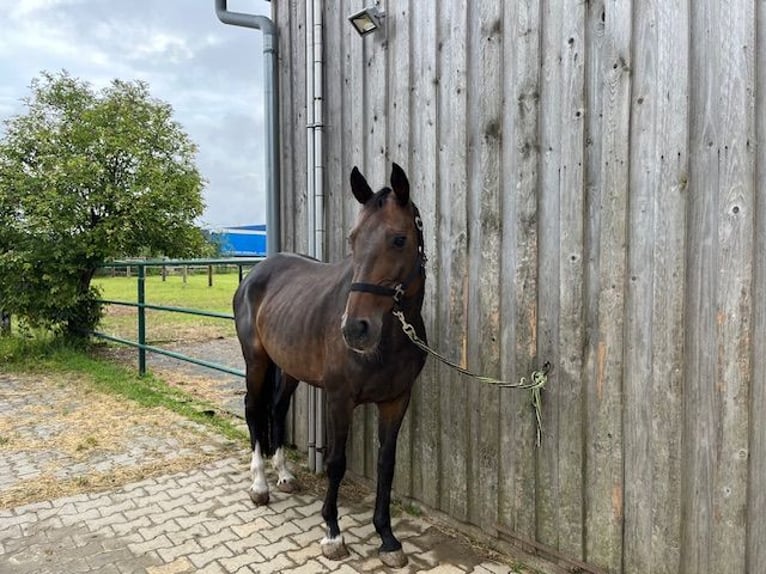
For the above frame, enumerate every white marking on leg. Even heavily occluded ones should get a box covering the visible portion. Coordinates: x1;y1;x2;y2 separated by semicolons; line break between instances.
250;443;268;496
272;447;295;487
320;534;345;546
320;533;349;560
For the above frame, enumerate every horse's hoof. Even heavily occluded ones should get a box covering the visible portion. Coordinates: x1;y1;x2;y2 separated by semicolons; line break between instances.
248;488;269;506
276;478;298;494
379;549;408;568
321;536;349;561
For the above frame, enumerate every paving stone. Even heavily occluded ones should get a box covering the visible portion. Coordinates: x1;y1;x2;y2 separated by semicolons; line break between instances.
127;533;174;555
197;527;240;550
146;557;195;574
196;561;227;574
218;552;262;573
257;536;299;560
475;562;516;574
251;553;295;574
187;544;234;569
135;519;183;541
123;503;163;522
420;565;469;574
157;539;204;563
224;532;270;555
279;558;329;574
175;512;218;530
284;541;324;564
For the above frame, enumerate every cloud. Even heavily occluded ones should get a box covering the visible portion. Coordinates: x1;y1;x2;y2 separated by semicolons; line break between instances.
0;0;271;228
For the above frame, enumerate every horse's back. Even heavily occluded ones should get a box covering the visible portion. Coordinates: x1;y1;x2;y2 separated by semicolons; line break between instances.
233;253;350;371
233;252;342;310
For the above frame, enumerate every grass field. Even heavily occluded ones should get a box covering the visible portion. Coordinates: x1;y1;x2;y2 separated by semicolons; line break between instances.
0;335;247;444
93;271;240;344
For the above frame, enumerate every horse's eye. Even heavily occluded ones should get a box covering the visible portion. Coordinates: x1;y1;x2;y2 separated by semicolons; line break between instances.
392;236;406;249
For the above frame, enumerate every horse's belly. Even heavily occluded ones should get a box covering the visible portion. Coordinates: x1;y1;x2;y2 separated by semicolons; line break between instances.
267;344;324;385
256;305;331;385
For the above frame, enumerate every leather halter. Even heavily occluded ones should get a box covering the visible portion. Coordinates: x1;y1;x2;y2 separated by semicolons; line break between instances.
349;205;426;307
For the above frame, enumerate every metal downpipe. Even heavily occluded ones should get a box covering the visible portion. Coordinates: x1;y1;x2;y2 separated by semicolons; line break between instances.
306;0;326;473
214;0;280;256
311;0;325;474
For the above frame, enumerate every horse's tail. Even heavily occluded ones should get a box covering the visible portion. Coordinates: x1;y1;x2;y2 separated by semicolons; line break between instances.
252;362;280;458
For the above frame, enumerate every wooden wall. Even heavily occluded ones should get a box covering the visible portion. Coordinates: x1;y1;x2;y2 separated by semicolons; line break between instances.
274;1;766;572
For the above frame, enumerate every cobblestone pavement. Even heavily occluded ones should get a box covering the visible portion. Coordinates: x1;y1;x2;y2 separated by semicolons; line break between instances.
1;457;519;573
0;371;526;573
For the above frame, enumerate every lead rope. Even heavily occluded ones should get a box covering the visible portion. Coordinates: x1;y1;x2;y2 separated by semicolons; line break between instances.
392;309;551;447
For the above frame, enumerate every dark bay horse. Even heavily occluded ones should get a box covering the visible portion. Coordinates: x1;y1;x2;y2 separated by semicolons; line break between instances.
232;163;427;568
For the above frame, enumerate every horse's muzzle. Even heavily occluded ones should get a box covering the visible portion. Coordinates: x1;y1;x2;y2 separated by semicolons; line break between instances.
341;316;379;353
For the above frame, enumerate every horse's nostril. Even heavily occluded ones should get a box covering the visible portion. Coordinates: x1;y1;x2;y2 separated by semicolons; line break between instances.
343;318;370;345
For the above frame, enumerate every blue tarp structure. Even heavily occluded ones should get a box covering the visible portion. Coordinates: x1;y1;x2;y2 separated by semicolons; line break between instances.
210;224;267;256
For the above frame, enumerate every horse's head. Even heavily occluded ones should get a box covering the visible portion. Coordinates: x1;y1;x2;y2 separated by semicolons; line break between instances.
342;163;425;354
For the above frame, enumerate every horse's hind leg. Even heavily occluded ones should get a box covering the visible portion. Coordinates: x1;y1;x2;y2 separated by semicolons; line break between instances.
271;373;299;493
243;347;276;506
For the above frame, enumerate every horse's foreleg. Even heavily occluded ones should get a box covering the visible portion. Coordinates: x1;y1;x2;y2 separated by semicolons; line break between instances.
373;391;412;568
320;395;353;561
271;374;299;493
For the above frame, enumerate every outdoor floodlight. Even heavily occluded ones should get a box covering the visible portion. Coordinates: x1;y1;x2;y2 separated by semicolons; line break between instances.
348;5;385;36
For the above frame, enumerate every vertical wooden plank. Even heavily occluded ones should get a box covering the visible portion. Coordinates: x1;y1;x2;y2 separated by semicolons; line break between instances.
464;0;503;529
436;0;470;523
346;0;368;479
533;0;588;555
498;0;541;539
712;1;754;571
748;3;766;571
324;0;346;262
582;13;607;563
276;0;309;450
292;1;309;255
409;0;440;509
623;1;688;573
555;1;587;560
478;0;503;533
273;0;293;443
361;0;389;482
683;1;755;572
275;0;293;254
386;0;414;499
583;0;631;570
681;0;718;565
536;0;564;550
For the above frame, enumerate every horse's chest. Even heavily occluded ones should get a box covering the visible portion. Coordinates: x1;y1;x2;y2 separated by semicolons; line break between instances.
349;349;426;404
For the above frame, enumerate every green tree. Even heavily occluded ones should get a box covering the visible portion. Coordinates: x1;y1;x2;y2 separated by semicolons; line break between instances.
0;71;212;338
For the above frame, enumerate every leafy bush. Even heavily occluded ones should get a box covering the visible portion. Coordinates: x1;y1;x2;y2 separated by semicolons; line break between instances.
0;71;213;337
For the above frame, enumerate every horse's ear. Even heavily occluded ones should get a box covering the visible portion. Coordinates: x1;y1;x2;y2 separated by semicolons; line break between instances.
350;166;373;204
390;162;410;205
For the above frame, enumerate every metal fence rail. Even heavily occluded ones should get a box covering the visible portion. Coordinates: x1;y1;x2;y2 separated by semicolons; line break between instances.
91;258;262;377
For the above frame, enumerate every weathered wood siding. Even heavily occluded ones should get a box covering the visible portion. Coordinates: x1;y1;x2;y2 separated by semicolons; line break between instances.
274;1;765;572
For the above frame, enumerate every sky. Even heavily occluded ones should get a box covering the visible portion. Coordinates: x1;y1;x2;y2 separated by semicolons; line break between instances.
0;0;270;229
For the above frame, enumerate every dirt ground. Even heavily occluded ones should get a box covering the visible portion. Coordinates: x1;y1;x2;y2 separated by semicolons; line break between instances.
0;372;239;509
